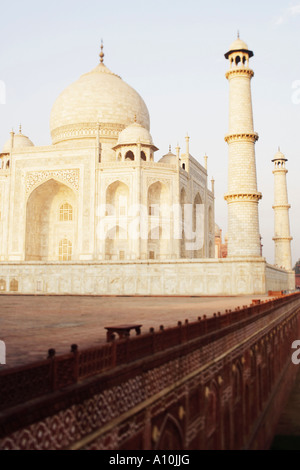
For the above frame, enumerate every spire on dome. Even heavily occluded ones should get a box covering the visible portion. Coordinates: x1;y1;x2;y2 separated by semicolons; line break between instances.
100;39;104;64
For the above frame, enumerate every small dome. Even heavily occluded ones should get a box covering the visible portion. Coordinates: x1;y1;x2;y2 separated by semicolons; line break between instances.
229;38;248;52
117;122;153;146
273;149;286;161
225;36;253;59
215;223;221;237
2;130;34;153
159;147;177;165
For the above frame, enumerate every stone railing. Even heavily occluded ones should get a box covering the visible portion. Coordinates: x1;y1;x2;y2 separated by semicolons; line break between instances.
1;292;299;413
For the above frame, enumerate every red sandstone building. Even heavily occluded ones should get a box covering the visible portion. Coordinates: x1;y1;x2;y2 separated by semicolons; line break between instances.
214;224;228;258
293;260;300;289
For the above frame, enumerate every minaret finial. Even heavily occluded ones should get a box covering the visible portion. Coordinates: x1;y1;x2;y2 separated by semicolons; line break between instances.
134;114;137;123
100;39;104;64
278;145;280;152
169;145;171;152
237;30;240;39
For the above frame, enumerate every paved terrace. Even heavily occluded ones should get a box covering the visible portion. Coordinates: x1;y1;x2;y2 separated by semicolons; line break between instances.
0;294;271;369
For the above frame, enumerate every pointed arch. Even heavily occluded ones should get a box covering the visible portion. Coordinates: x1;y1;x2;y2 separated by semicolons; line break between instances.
106;180;129;217
180;188;187;258
232;362;244;449
147;181;170;259
25;179;77;261
125;150;134;161
155;414;184;450
205;381;220;450
193;192;203;258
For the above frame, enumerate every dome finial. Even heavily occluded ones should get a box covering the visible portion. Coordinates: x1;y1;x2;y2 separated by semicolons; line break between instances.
169;145;171;152
237;30;240;39
100;39;104;64
134;114;137;123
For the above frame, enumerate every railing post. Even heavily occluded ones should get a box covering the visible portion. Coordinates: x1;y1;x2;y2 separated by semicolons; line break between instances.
149;327;155;354
111;337;117;368
177;321;183;344
71;344;79;383
203;315;207;334
47;348;56;391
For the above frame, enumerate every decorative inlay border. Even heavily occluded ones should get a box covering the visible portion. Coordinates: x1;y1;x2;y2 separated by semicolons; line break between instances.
51;123;125;144
147;177;171;188
26;169;80;194
104;176;131;188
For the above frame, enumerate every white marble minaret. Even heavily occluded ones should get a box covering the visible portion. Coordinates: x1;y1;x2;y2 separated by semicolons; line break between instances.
272;149;292;270
224;35;262;257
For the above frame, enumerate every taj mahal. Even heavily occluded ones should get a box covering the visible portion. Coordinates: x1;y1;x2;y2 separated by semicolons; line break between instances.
0;37;295;295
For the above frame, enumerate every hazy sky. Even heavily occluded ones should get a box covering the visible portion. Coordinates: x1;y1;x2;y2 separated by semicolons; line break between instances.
1;0;300;265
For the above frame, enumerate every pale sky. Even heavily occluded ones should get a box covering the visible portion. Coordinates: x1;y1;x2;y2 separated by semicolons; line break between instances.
1;0;300;265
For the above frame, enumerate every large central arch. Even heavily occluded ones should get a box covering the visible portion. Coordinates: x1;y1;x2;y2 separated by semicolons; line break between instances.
25;179;77;261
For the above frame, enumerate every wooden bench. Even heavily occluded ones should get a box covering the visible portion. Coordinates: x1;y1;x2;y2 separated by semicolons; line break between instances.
105;324;142;342
268;290;284;297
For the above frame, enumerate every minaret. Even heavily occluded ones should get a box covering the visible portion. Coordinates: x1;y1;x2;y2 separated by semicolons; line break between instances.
224;35;262;257
272;149;292;270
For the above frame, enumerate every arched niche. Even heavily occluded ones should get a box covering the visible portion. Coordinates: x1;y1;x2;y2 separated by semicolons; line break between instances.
180;188;187;258
193;192;204;258
147;181;170;258
25;179;77;261
106;181;129;217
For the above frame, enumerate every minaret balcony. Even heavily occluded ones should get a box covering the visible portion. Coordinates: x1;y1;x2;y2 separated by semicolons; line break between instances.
224;132;258;143
225;68;254;79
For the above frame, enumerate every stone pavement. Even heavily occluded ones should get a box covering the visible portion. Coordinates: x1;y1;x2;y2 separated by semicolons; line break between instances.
0;294;269;369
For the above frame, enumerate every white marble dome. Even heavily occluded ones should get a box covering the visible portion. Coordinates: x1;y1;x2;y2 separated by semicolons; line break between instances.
2;130;34;153
117;122;153;146
50;62;150;145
